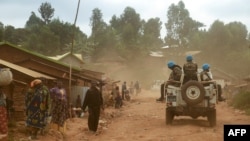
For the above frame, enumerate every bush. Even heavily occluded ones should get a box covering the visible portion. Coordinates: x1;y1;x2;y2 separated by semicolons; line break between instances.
231;91;250;114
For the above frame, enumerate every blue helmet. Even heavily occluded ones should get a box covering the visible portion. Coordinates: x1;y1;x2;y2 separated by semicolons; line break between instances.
167;61;175;68
202;63;210;71
186;55;193;61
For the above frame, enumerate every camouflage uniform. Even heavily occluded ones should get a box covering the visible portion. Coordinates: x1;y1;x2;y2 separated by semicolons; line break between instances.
200;70;212;82
157;65;182;101
168;65;182;81
183;61;198;83
200;70;225;101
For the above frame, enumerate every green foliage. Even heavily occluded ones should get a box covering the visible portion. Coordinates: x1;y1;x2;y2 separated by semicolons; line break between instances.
21;2;87;56
0;0;250;78
231;91;250;111
0;22;4;41
142;18;163;50
25;12;44;28
3;25;15;43
165;1;204;47
226;22;248;50
22;25;60;55
208;21;230;50
89;8;113;59
48;19;75;52
188;30;207;49
38;2;55;24
110;7;142;47
90;8;105;37
207;20;248;51
202;19;249;77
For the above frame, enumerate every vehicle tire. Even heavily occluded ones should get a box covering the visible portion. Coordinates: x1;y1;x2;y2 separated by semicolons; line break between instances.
166;108;174;125
207;109;216;127
181;80;205;106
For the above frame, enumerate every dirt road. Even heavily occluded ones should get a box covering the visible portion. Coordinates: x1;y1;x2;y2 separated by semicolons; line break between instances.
62;89;250;141
11;89;249;141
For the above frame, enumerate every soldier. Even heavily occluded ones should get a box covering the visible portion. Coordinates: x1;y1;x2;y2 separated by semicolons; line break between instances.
156;61;182;101
200;63;225;101
183;55;198;84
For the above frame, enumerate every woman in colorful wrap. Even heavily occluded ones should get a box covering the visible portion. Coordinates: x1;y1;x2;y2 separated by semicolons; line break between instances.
0;87;8;141
50;81;69;130
25;79;50;140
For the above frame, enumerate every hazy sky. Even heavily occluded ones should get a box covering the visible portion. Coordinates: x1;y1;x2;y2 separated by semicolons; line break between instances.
1;0;249;38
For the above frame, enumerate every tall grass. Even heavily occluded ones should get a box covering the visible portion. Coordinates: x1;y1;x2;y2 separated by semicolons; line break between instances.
231;91;250;115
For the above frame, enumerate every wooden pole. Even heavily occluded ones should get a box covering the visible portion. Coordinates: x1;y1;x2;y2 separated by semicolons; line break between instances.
69;0;81;118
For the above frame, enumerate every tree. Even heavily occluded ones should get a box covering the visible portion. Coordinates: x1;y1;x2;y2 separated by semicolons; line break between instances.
225;22;248;50
120;7;142;46
38;2;55;24
0;22;3;41
188;29;207;49
89;8;111;58
89;8;107;46
207;20;230;50
39;26;60;55
3;25;15;43
49;19;74;52
110;7;142;47
109;7;144;60
25;12;44;28
142;18;163;50
165;1;204;47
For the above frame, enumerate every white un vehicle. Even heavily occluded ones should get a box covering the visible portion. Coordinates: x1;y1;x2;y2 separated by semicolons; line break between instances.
164;69;218;127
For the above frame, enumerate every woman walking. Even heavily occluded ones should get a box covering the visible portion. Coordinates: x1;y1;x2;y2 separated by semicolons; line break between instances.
0;87;8;141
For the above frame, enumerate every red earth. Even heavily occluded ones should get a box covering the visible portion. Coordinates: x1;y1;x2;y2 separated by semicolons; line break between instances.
10;89;250;141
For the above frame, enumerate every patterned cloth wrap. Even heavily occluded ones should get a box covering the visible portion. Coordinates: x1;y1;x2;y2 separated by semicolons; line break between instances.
0;91;8;135
25;80;50;129
50;86;69;127
0;106;8;135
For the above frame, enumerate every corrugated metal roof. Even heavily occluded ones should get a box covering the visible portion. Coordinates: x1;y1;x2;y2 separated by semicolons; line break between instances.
0;59;56;80
48;52;84;63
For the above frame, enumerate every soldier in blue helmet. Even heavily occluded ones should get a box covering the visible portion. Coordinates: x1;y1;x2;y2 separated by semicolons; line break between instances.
156;61;182;101
200;63;211;81
183;55;198;84
200;63;225;101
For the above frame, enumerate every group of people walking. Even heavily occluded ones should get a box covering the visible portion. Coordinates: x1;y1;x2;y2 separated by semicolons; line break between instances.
0;55;227;140
25;79;69;140
107;80;141;110
156;55;226;102
122;81;140;98
27;79;104;136
1;76;105;139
